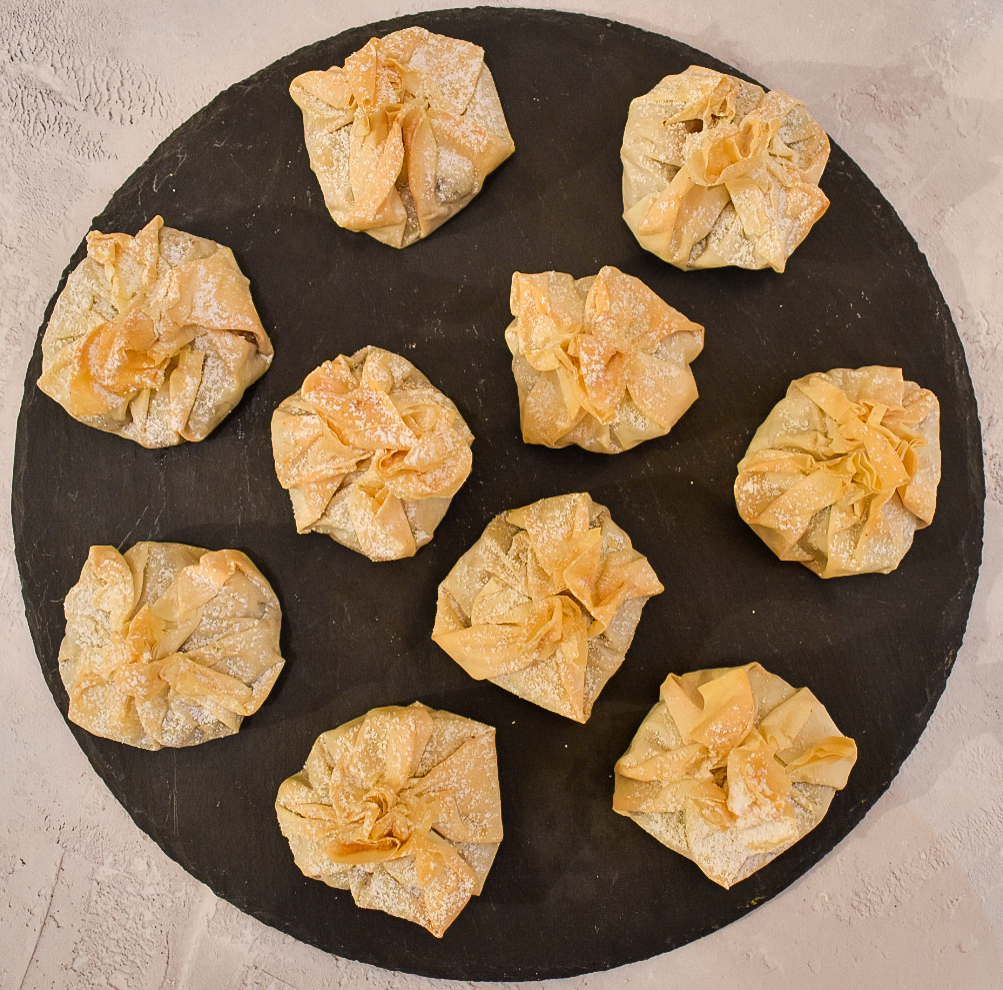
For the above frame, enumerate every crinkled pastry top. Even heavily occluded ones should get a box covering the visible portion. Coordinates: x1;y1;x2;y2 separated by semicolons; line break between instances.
621;65;830;272
271;346;473;561
614;663;857;887
38;216;273;447
290;26;515;248
58;542;284;750
433;492;664;722
275;702;502;937
506;266;704;453
735;366;941;577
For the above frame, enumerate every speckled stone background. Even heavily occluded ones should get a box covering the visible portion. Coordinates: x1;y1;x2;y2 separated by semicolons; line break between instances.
2;2;1001;988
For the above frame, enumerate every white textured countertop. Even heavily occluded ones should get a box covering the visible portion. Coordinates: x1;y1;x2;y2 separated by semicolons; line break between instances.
2;2;1001;987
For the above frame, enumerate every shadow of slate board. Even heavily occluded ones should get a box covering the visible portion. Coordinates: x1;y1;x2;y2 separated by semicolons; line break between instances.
11;7;984;982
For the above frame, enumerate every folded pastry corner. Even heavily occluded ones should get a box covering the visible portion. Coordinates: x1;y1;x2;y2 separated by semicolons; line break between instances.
613;663;857;888
505;266;704;453
735;366;941;577
290;26;515;248
433;492;664;722
58;542;285;749
271;346;473;561
621;65;830;272
38;216;273;447
275;702;503;937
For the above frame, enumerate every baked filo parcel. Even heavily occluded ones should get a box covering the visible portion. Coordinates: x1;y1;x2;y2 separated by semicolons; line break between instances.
621;65;830;272
506;267;704;453
433;493;663;722
614;663;857;887
58;542;284;749
290;26;515;248
735;366;940;577
271;346;473;561
38;216;272;447
276;702;502;937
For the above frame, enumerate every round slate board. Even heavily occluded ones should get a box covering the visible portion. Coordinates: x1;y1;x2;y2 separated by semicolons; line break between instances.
12;7;985;982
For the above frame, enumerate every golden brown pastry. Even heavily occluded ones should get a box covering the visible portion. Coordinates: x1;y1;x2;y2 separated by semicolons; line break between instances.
433;493;663;722
505;267;704;453
621;65;830;272
614;663;857;888
38;216;272;447
275;702;502;937
58;542;284;750
290;26;515;248
735;366;940;577
271;346;473;561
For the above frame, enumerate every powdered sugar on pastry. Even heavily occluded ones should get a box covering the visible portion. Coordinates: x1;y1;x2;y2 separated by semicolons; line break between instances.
275;702;502;937
506;266;704;453
37;216;272;447
433;492;663;722
735;366;941;577
289;26;515;248
621;65;830;272
58;542;285;750
614;663;857;887
271;345;473;561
